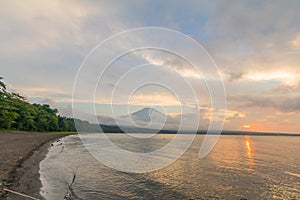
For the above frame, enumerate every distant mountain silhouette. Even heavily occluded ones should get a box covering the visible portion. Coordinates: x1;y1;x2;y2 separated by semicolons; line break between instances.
118;107;167;129
124;107;166;122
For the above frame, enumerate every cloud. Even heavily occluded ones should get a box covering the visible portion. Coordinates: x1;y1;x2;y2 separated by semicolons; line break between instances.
229;95;300;113
137;51;202;79
37;98;57;108
204;0;300;86
128;92;180;106
0;0;127;100
224;70;245;82
244;71;298;84
271;82;300;94
290;34;300;49
277;97;300;112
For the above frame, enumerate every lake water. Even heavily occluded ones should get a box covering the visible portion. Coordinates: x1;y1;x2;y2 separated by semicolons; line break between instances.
39;134;300;200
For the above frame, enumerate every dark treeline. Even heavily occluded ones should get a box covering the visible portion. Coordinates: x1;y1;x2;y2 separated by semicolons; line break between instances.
0;77;77;132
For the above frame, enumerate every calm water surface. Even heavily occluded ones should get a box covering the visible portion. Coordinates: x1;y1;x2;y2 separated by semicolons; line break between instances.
40;134;300;200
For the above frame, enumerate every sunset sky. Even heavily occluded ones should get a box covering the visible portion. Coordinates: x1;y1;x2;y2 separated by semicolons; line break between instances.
1;0;300;133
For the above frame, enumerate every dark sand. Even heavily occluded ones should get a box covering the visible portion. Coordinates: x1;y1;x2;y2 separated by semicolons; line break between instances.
0;132;70;200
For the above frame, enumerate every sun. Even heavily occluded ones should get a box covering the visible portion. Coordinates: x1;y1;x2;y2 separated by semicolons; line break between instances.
243;125;251;129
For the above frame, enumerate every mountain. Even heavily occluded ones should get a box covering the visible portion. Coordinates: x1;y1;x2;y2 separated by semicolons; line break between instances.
128;107;166;122
118;107;167;128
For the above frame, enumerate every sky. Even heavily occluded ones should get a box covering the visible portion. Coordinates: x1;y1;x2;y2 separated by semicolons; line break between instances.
1;0;300;133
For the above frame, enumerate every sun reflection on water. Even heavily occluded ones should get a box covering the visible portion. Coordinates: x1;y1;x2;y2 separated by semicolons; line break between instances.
245;135;255;168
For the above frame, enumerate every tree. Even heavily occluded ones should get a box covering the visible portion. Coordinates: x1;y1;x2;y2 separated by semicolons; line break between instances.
0;77;6;90
0;87;19;129
0;77;95;133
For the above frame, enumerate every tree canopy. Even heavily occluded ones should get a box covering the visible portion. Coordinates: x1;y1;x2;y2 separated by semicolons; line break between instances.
0;77;77;132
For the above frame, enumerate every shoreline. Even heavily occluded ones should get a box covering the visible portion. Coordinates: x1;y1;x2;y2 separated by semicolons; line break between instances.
0;132;71;200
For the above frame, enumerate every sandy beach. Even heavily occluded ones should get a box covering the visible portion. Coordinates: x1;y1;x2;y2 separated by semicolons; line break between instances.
0;132;70;200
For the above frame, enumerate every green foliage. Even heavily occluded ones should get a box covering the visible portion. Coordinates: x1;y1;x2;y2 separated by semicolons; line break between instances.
0;77;78;132
0;77;6;90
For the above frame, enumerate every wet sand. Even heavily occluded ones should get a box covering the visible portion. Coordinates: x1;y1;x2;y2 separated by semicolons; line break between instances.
0;132;70;200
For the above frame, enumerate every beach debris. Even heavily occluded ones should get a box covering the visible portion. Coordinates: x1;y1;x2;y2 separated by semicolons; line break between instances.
64;173;82;200
59;145;65;154
0;182;4;198
3;187;40;200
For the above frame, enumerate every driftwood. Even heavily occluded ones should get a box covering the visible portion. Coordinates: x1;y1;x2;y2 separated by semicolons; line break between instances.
64;174;82;200
3;188;40;200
